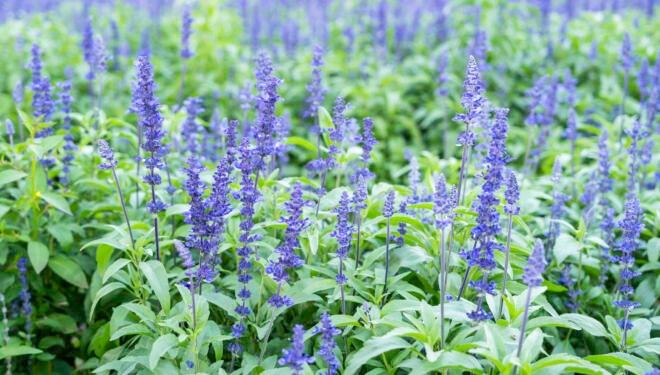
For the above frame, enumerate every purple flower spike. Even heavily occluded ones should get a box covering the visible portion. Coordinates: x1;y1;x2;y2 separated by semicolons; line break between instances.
278;324;315;374
312;312;340;375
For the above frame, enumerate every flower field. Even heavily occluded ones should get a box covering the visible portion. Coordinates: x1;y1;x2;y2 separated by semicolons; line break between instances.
1;0;659;374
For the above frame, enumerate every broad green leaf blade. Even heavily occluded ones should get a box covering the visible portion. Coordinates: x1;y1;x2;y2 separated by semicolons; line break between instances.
89;282;125;321
0;169;27;187
103;259;131;283
40;192;73;215
149;333;178;370
48;255;88;289
0;345;42;360
140;260;171;314
344;336;411;375
28;241;49;274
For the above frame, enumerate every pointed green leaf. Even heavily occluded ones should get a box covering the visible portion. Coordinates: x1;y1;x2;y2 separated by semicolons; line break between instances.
48;255;89;289
140;261;171;314
149;334;178;369
28;241;49;274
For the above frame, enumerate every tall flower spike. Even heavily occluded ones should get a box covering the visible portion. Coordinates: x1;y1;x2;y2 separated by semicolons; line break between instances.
261;182;309;362
304;45;327;122
516;240;546;361
229;139;261;365
547;158;570;252
82;18;95;81
612;195;643;350
181;97;205;157
453;55;486;204
382;189;396;298
624;121;647;194
278;324;315;375
460;107;510;321
619;32;636;119
180;4;194;59
58;80;76;186
253;51;282;174
17;258;33;342
312;312;341;375
331;192;354;313
133;55;167;259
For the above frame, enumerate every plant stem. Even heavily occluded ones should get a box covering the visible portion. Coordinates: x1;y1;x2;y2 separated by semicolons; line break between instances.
497;214;514;320
457;266;471;300
382;218;391;302
339;260;346;315
515;286;534;364
354;213;362;269
110;166;135;250
439;227;446;350
259;283;281;364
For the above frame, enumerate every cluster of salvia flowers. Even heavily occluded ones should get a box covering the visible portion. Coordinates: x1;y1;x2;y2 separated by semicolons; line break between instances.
5;3;659;373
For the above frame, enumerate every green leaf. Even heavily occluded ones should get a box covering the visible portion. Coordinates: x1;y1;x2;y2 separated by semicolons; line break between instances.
561;313;609;338
89;282;125;321
344;336;411;375
28;241;49;274
401;351;483;375
40;192;72;215
0;169;27;187
36;313;77;334
48;255;88;288
103;259;131;283
553;233;582;265
140;261;171;314
286;136;317;152
149;334;178;369
0;345;42;360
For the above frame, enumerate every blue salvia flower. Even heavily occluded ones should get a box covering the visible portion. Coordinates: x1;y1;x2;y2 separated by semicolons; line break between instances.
94;35;110;74
304;45;327;123
547;159;570;251
644;368;660;375
589;40;598;61
528;75;558;171
406;153;421;203
253;52;282;173
563;70;577;107
266;182;309;308
6;119;15;156
274;111;291;169
181;97;205;157
557;263;580;311
331;191;354;313
453;56;486;203
110;20;121;71
182;157;215;278
619;32;636;115
435;54;449;97
352;117;378;183
580;172;599;224
328;96;349;167
17;258;33;342
597;131;613;196
563;107;578;142
396;200;408;245
97;139;118;170
516;240;546;359
625;121;647;193
383;189;396;219
312;312;341;375
58;80;76;186
82;18;95;80
205;109;225;162
454;55;485;142
133;56;167;215
504;172;520;215
180;4;194;59
638;57;650;105
461;107;510;321
278;324;315;374
373;0;388;58
612;195;643;346
433;173;454;230
28;44;54;137
229;139;261;359
524;76;548;127
174;239;195;281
